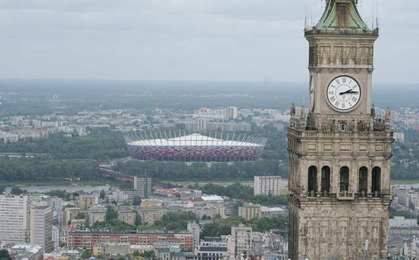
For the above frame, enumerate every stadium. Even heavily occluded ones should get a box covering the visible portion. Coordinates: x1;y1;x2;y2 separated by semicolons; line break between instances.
127;133;265;162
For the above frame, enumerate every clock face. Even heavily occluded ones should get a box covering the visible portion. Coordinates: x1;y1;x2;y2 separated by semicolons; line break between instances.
327;76;361;111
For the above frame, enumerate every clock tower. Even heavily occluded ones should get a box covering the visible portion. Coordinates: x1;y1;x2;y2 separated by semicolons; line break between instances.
288;0;394;259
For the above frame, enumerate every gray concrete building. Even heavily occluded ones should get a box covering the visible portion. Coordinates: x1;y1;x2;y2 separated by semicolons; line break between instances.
227;225;252;260
134;176;152;198
30;205;53;252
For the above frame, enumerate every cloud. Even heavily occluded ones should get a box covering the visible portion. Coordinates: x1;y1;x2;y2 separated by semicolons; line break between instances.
0;0;417;83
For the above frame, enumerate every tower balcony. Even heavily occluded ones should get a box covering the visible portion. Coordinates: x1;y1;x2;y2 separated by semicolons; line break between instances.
303;191;391;201
337;191;355;200
288;107;393;138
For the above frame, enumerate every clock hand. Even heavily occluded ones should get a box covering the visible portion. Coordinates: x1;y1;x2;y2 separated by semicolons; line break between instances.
339;90;359;95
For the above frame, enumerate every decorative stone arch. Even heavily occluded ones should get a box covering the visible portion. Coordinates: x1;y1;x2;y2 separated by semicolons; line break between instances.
339;166;350;192
321;166;331;193
308;166;318;193
358;166;368;194
372;166;381;193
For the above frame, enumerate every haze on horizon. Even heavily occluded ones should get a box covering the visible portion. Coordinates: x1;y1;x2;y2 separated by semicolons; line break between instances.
0;0;418;85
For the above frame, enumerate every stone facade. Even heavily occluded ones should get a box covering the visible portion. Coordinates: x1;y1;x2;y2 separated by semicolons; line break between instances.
287;1;394;259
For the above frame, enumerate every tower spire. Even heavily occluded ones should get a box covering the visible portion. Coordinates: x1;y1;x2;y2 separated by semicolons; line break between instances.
316;0;369;31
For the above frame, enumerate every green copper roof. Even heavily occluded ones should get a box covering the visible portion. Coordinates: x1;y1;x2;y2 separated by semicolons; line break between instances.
316;0;369;30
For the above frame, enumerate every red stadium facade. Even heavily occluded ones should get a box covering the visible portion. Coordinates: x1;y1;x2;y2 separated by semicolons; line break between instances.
127;133;265;162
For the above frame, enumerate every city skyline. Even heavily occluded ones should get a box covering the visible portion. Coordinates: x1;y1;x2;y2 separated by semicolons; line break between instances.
0;0;418;84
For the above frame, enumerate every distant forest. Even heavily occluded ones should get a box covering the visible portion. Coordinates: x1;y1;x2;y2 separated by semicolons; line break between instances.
0;80;417;116
0;80;418;183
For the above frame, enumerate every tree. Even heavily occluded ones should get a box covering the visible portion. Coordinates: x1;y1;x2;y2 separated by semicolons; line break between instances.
133;196;141;206
105;206;118;223
0;249;11;260
135;213;142;226
80;249;92;259
155;212;197;231
0;159;100;182
99;190;106;200
0;130;128;160
142;251;155;259
10;186;25;195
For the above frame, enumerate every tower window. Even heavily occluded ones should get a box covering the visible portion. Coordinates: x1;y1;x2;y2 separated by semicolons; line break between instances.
340;167;350;192
359;167;368;194
321;166;331;193
372;167;381;193
308;166;318;193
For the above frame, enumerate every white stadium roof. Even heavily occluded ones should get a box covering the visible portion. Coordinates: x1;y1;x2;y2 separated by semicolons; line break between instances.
128;133;263;147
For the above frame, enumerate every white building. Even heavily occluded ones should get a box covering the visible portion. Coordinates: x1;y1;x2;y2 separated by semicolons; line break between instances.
0;131;19;143
197;239;227;260
52;226;60;251
30;205;53;252
0;195;30;244
254;176;285;196
10;244;43;259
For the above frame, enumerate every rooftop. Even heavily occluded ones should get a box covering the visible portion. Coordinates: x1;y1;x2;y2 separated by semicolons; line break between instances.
128;133;263;147
314;0;371;32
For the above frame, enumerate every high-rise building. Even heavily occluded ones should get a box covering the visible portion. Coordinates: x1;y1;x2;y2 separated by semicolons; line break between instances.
30;205;53;252
288;1;393;259
254;176;284;196
227;225;252;260
133;176;152;198
0;195;30;244
187;222;200;253
52;225;60;251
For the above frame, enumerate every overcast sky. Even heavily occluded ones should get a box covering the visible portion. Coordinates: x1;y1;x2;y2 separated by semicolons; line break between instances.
0;0;418;84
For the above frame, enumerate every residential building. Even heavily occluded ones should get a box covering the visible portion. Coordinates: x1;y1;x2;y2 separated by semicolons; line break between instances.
238;203;261;221
63;207;81;225
118;206;137;226
254;176;284;196
66;231;193;251
227;225;252;260
9;244;43;260
52;226;60;251
389;216;419;256
260;207;287;218
30;205;53;252
140;207;168;224
76;194;97;210
197;239;227;260
87;205;107;226
0;195;30;243
134;176;152;198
